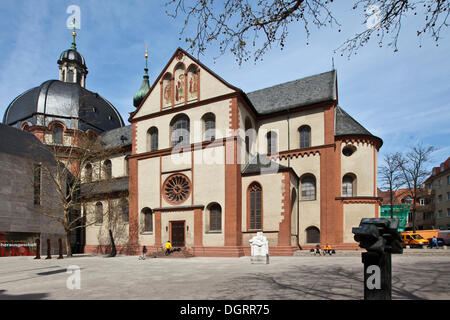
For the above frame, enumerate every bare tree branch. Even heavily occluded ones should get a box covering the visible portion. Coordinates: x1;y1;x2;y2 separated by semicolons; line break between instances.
166;0;449;64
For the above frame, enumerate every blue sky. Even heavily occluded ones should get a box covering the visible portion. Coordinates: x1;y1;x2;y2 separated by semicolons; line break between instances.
0;0;449;175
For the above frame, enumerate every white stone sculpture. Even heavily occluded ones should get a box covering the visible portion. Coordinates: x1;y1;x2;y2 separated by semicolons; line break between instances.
249;232;269;264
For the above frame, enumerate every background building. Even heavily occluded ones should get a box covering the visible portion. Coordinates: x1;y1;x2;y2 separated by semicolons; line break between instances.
425;157;450;230
0;124;64;256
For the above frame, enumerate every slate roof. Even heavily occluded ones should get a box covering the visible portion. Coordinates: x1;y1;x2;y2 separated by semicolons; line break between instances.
80;177;129;197
100;125;132;149
3;80;124;133
335;105;373;136
242;154;294;176
0;123;53;163
246;70;337;115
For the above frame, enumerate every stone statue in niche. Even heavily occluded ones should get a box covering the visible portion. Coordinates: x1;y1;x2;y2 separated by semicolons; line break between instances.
249;232;269;264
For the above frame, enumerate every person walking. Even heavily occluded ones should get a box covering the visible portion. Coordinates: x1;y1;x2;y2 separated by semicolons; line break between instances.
432;236;439;249
165;241;173;255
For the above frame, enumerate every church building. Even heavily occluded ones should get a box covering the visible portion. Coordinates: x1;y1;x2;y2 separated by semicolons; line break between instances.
1;30;383;257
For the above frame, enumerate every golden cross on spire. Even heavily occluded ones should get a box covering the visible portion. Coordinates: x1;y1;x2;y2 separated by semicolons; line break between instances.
71;17;77;50
145;43;149;69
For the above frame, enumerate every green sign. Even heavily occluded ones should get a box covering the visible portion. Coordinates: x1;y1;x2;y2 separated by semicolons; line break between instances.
380;205;409;231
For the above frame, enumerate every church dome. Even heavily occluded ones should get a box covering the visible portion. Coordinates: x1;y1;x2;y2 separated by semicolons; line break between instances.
58;49;86;68
3;80;124;133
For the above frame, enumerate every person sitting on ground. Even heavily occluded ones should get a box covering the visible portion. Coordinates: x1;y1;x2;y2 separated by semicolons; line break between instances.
324;244;332;255
165;241;173;255
315;244;321;256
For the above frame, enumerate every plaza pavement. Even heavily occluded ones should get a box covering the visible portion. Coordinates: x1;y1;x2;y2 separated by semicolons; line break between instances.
0;250;449;300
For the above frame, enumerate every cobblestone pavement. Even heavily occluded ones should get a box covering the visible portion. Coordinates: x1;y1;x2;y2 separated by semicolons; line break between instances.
0;251;449;300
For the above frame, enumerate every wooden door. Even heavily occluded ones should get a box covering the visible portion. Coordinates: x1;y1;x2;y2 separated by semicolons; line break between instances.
171;221;185;247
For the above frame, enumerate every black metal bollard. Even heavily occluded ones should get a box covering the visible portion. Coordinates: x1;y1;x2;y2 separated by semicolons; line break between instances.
58;239;63;259
362;251;392;300
46;239;52;259
34;239;41;259
352;218;403;300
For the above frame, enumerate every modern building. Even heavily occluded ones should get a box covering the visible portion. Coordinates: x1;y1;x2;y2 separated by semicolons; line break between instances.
0;123;64;256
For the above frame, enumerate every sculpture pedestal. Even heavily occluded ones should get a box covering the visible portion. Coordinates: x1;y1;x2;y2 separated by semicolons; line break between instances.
251;254;269;264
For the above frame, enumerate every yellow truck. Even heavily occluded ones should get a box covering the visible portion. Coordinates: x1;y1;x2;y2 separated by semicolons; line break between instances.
400;232;430;248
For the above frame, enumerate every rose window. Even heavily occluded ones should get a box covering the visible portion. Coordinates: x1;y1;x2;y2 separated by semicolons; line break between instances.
163;174;191;204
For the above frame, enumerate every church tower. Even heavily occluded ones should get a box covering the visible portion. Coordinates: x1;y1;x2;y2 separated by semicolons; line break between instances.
57;18;88;88
133;45;151;108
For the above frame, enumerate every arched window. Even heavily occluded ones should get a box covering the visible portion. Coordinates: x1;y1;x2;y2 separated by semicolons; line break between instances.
85;163;93;183
76;71;82;85
266;131;277;155
103;160;112;180
171;114;190;147
207;203;222;232
301;174;316;201
248;182;262;230
306;226;320;243
147;127;158;152
95;202;103;224
244;118;253;155
121;199;129;223
342;173;357;197
52;124;63;145
141;208;153;232
299;125;311;149
67;70;74;83
202;113;216;141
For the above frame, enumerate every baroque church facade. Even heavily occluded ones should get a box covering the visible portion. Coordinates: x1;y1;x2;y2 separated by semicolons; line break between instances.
1;33;383;256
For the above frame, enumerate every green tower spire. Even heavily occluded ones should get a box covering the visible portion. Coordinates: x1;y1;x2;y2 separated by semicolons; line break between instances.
133;44;151;108
71;17;77;50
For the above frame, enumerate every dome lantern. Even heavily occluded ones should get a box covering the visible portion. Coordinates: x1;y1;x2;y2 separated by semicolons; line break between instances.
57;18;88;88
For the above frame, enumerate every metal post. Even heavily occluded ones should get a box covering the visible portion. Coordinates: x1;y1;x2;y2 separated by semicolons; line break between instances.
58;238;64;259
34;239;41;259
362;251;392;300
46;239;52;259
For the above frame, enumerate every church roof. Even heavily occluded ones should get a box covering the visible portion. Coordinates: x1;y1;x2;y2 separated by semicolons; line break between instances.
334;105;373;136
100;125;132;149
3;80;124;133
246;70;337;115
242;154;296;177
0;123;53;163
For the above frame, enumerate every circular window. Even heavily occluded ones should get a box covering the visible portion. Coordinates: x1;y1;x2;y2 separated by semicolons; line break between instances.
163;173;191;204
342;145;357;157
